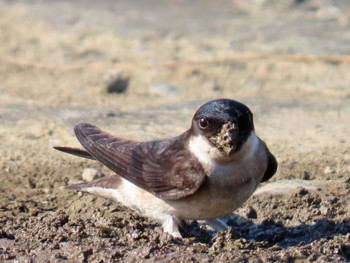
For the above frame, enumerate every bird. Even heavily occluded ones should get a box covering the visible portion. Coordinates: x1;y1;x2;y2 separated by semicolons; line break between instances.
54;98;277;238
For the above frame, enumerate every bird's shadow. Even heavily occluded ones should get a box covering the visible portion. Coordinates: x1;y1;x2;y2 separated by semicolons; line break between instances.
182;214;350;251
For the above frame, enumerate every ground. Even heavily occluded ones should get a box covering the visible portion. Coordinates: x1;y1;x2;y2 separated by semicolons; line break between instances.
0;0;350;262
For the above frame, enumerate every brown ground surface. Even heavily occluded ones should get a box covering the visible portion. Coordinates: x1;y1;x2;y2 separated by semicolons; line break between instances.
0;0;350;262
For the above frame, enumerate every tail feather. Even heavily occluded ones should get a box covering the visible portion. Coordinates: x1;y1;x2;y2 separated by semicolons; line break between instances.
63;175;121;190
62;183;89;191
62;175;122;200
53;146;96;160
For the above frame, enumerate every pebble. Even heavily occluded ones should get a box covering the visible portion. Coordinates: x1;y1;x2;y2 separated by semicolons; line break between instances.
106;73;130;94
302;171;311;180
212;84;221;92
82;168;104;182
319;205;328;216
324;166;334;174
242;206;258;219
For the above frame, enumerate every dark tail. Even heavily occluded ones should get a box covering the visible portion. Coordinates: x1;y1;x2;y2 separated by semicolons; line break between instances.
61;175;122;200
53;146;96;160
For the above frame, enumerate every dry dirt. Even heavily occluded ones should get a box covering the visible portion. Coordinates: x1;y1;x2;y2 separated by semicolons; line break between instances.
0;0;350;262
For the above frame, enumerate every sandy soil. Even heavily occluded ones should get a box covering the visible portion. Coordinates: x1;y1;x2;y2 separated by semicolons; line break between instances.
0;0;349;262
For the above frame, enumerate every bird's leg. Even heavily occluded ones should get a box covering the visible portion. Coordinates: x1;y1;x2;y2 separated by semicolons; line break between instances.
205;218;228;232
162;215;182;238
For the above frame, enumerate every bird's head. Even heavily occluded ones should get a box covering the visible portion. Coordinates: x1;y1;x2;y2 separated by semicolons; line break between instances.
190;99;255;162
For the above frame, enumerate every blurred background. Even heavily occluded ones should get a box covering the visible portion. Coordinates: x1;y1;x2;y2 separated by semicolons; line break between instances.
0;0;349;261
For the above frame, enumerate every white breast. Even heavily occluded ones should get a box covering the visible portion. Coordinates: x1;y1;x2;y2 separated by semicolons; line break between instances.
188;131;260;172
181;132;265;219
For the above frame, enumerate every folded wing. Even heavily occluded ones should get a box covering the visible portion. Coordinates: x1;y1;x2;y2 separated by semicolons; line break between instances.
74;123;206;200
260;142;278;183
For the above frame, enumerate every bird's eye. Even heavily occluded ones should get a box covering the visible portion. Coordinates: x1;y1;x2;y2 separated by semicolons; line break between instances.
198;117;209;129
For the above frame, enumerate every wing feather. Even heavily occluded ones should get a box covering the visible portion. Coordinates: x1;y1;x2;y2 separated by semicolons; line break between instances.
261;142;278;183
74;123;206;200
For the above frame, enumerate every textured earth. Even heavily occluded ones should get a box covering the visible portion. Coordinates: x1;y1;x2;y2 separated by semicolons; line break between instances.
0;0;350;262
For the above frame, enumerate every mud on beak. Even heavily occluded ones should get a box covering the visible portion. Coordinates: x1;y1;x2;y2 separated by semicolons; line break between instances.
211;122;239;156
222;122;239;155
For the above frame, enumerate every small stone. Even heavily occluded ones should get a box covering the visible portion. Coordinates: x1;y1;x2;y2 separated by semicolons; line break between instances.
324;166;333;174
319;205;328;215
106;74;130;94
242;206;258;219
82;168;104;182
131;231;141;240
99;226;113;238
302;171;311;180
292;187;309;197
212;84;221;92
27;178;36;189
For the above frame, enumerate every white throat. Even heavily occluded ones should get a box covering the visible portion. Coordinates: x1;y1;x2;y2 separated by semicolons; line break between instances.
188;132;259;170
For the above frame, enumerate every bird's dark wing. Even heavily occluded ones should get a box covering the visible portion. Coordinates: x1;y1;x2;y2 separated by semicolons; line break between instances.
261;143;278;183
53;146;96;160
73;123;207;200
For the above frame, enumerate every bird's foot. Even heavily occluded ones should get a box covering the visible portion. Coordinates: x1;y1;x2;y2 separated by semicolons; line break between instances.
162;215;182;238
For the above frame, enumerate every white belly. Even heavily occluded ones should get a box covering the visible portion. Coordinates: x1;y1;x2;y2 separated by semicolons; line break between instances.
113;132;267;221
166;160;264;220
114;174;259;221
113;148;266;221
